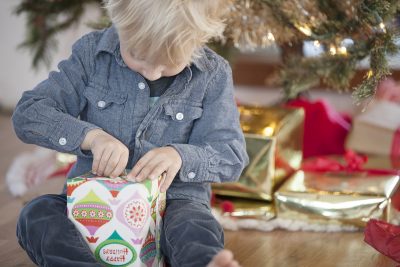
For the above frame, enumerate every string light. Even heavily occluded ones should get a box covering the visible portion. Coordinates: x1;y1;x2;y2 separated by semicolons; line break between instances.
295;23;312;36
338;46;347;55
262;126;274;136
367;70;373;79
379;22;386;33
267;32;275;41
329;45;337;55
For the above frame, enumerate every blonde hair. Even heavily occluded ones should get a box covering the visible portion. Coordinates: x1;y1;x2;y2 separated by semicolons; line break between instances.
104;0;227;67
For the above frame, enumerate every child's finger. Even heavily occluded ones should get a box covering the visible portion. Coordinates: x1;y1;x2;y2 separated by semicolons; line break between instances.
134;158;162;182
127;151;154;180
147;161;169;180
92;146;106;174
104;150;120;177
110;151;128;179
160;168;178;193
97;148;113;176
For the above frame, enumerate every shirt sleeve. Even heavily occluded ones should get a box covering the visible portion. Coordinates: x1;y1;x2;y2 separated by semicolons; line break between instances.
168;59;250;183
11;34;101;158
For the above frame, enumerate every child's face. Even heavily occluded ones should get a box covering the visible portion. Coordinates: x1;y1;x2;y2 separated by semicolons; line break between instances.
120;45;188;81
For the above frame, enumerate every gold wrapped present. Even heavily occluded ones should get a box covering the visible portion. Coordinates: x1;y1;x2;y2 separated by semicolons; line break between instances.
212;135;275;200
213;197;275;221
275;171;400;227
212;105;304;201
364;154;400;170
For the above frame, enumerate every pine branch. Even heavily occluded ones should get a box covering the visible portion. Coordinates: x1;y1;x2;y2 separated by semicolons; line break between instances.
14;0;103;68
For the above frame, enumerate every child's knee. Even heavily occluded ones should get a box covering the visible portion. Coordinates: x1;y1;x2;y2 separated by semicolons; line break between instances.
17;194;64;234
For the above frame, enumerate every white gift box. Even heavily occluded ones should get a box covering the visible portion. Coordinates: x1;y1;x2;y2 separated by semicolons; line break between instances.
346;100;400;158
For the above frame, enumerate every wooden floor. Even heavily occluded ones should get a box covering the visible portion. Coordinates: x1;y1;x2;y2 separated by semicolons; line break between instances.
0;112;397;267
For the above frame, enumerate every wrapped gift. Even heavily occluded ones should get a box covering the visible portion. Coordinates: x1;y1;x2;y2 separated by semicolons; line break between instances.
275;171;400;227
364;219;400;263
364;154;400;170
213;196;275;221
346;100;400;159
212;135;275;200
212;105;304;201
67;172;166;267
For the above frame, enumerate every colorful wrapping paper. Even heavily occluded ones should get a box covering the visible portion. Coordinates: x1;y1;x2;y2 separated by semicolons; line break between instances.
212;105;304;201
275;171;400;227
67;172;166;267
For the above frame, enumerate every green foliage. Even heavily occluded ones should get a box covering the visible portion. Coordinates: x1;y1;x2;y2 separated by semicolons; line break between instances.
14;0;103;68
260;0;400;102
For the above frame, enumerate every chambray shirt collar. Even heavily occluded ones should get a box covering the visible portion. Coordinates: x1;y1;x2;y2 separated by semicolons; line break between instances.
95;26;211;72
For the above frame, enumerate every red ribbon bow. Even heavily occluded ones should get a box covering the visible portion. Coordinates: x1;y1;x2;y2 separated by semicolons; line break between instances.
301;150;399;175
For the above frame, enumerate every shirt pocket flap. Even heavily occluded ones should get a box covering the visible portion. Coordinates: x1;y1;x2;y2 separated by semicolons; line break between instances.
163;102;203;122
83;86;128;109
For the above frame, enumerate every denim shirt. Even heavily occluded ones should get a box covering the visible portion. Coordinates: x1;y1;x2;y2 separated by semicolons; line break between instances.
11;26;249;205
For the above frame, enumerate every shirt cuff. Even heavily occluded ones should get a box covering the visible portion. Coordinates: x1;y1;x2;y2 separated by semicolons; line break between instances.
167;143;211;182
50;116;101;158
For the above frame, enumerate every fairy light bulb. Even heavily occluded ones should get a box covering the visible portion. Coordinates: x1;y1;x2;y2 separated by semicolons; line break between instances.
338;46;347;55
295;23;312;36
379;22;386;33
367;70;373;79
262;126;274;136
267;32;275;41
329;45;337;55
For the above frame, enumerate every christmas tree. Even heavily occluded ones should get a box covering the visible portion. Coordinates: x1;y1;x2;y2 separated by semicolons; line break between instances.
15;0;400;102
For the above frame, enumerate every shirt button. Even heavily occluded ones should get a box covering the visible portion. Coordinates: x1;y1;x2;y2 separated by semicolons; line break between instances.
59;137;67;146
175;112;184;121
138;82;146;90
188;172;196;179
97;100;106;108
136;131;141;138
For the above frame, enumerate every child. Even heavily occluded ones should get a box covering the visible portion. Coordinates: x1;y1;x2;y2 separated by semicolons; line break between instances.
12;0;249;266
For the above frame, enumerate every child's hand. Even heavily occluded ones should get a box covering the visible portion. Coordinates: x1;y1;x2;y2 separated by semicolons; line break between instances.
81;129;129;178
127;147;182;193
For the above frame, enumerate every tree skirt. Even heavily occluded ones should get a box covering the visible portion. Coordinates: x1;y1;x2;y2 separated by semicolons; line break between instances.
212;209;359;232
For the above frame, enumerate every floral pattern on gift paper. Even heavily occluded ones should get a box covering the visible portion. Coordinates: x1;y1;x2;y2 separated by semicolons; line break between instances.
125;200;147;227
117;191;150;236
71;190;113;241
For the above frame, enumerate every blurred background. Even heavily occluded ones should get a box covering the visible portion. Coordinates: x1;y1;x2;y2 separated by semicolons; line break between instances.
1;1;400;266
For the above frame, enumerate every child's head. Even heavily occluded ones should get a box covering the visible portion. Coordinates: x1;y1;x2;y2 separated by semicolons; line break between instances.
104;0;227;80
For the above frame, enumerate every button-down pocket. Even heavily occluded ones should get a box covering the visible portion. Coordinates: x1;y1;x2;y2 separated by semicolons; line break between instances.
82;85;128;138
147;100;203;145
163;102;203;122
